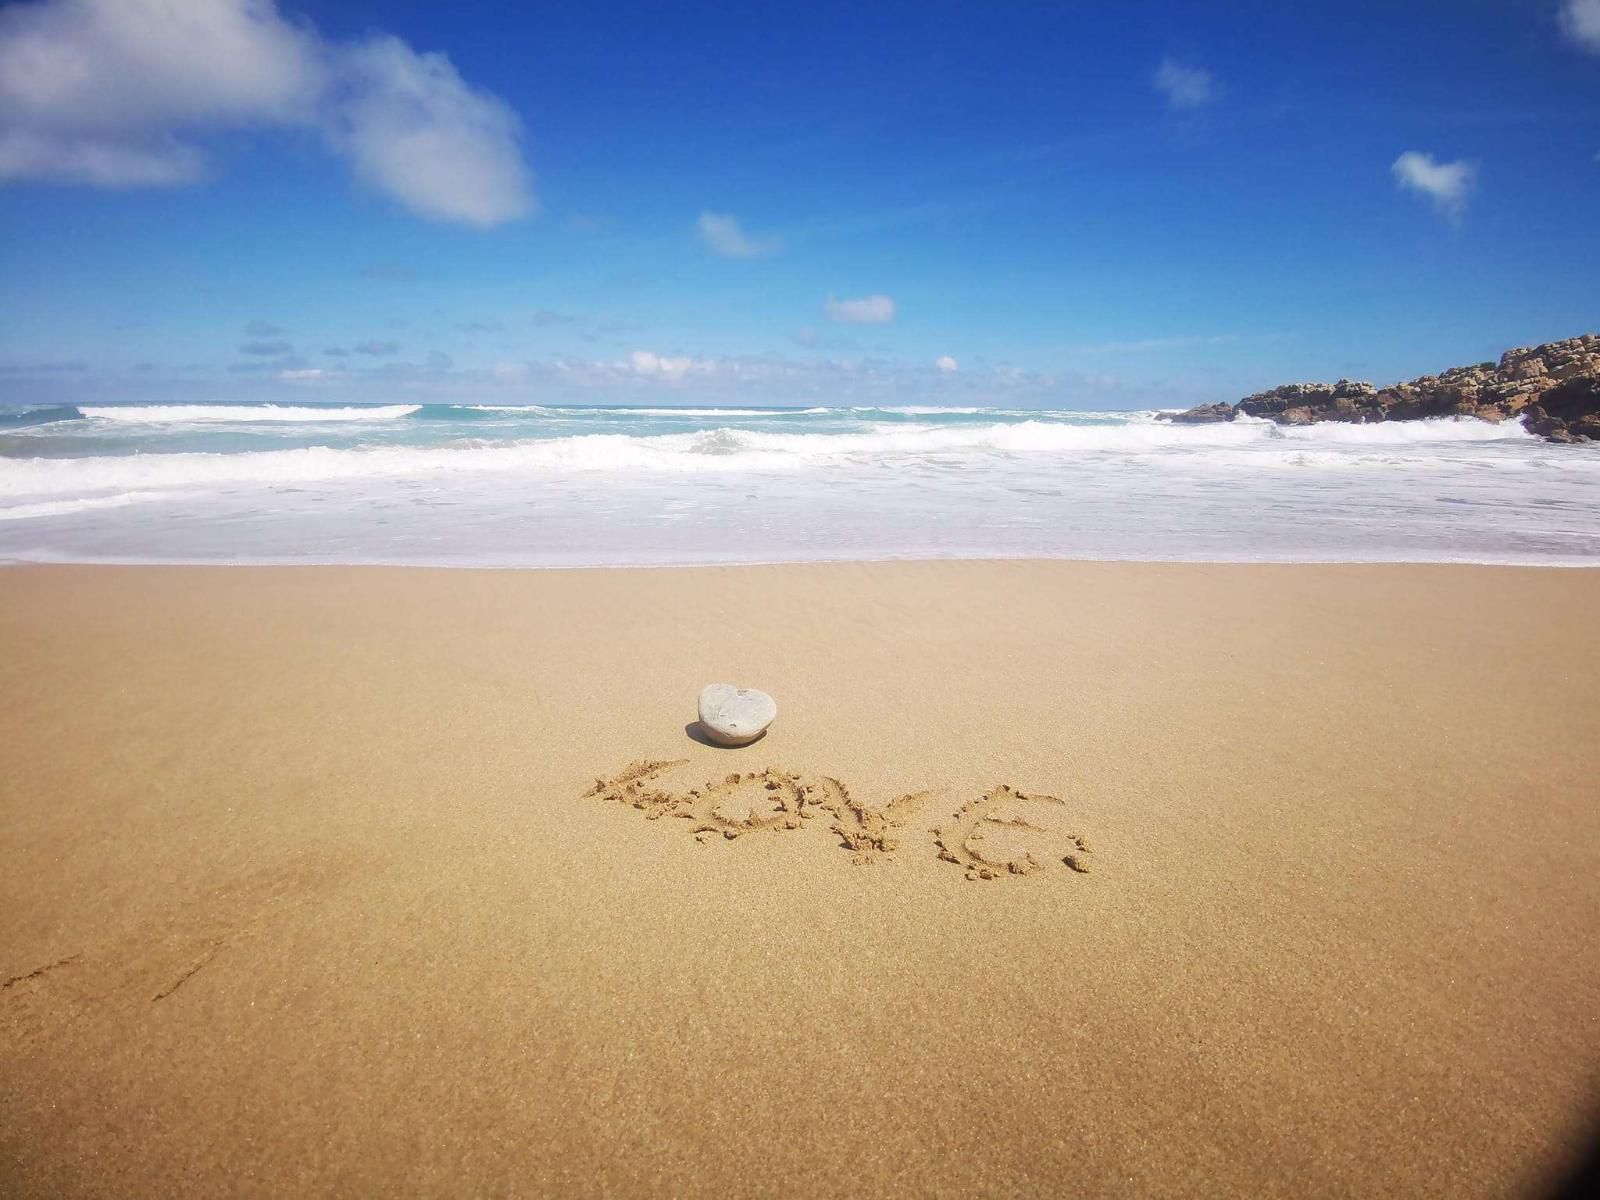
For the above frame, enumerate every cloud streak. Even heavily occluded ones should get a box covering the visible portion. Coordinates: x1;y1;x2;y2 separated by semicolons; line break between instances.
1152;57;1215;109
0;0;533;226
1391;150;1476;221
1560;0;1600;53
825;293;896;323
696;211;782;258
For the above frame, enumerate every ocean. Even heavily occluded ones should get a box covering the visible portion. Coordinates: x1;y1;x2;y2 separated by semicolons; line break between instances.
1;401;1597;567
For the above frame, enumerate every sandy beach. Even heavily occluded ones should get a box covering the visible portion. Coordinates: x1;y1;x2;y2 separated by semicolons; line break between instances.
2;560;1597;1197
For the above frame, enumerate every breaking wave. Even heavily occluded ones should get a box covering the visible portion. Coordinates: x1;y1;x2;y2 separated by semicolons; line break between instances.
78;404;423;423
0;405;85;430
0;415;1553;507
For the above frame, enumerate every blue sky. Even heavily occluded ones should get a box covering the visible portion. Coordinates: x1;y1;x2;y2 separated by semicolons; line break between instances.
1;0;1598;409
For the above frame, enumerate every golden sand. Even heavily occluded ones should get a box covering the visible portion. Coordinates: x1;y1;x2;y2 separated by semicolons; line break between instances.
2;561;1598;1196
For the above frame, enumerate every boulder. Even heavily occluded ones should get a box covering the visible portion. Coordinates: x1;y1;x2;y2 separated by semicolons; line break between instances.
697;684;777;746
1156;333;1598;444
1158;402;1235;424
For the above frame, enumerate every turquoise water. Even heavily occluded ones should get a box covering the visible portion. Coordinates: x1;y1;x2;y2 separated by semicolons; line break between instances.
1;400;1597;565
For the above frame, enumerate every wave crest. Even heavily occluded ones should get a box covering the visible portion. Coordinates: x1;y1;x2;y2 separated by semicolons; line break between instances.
0;415;1555;509
79;404;423;423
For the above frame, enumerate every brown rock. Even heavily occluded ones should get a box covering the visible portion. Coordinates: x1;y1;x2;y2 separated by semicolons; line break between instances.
1158;402;1236;424
1156;334;1598;442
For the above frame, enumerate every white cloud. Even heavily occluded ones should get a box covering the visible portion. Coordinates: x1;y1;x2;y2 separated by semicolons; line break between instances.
0;0;321;133
935;355;959;373
1152;57;1215;109
0;127;202;185
696;211;782;258
825;293;896;323
0;0;533;226
1560;0;1600;52
332;36;532;228
1392;150;1476;221
628;350;713;378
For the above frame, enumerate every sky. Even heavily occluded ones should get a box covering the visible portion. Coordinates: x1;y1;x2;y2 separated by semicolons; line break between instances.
1;0;1598;410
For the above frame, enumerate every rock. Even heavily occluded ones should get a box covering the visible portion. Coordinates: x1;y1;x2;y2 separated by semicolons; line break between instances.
697;684;777;746
1533;375;1600;422
1157;333;1600;444
1157;402;1235;424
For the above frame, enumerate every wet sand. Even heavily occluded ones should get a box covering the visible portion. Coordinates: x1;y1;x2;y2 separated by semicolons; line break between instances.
2;561;1598;1197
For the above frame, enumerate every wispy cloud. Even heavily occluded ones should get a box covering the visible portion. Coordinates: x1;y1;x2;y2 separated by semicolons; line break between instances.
330;35;533;227
360;262;419;282
245;319;286;337
354;340;400;356
529;309;576;327
3;349;1196;410
1391;150;1476;222
0;130;203;186
230;354;306;374
1063;334;1241;355
0;359;87;375
935;355;959;373
627;350;714;377
825;293;896;323
696;211;783;259
1560;0;1600;52
239;339;293;356
1152;58;1216;110
0;0;533;227
792;326;860;352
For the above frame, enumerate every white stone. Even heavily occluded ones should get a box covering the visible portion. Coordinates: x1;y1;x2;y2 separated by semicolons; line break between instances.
697;684;777;746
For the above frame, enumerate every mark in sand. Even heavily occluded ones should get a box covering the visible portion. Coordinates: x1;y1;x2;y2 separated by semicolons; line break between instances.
586;762;1087;876
803;776;931;865
935;785;1093;880
585;760;931;862
1;851;362;1046
2;954;81;992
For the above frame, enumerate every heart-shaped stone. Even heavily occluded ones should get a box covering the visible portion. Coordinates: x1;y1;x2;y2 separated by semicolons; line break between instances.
697;684;777;746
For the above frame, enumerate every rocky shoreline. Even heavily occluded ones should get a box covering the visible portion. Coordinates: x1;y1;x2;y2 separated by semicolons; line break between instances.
1161;334;1600;443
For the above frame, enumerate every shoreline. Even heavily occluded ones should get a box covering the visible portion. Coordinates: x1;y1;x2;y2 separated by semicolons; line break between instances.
4;559;1598;1196
4;550;1600;571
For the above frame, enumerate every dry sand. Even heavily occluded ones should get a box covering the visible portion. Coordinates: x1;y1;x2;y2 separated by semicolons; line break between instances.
2;560;1598;1197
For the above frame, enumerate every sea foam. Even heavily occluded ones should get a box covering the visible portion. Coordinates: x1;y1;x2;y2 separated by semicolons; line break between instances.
0;403;1594;567
79;404;423;423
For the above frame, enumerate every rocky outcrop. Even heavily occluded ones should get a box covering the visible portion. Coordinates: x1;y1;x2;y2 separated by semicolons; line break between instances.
1159;334;1600;443
1521;377;1600;444
1237;380;1383;426
1162;402;1236;424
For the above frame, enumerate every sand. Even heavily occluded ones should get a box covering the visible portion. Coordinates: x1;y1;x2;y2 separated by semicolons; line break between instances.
2;560;1597;1197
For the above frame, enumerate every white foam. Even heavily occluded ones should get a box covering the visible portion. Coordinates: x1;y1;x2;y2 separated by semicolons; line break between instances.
456;405;557;414
853;405;991;415
0;416;1560;502
595;407;812;417
1234;413;1533;444
0;491;174;521
79;404;422;423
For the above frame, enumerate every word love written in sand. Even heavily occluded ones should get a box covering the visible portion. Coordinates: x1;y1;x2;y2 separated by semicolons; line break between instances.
583;761;1094;880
